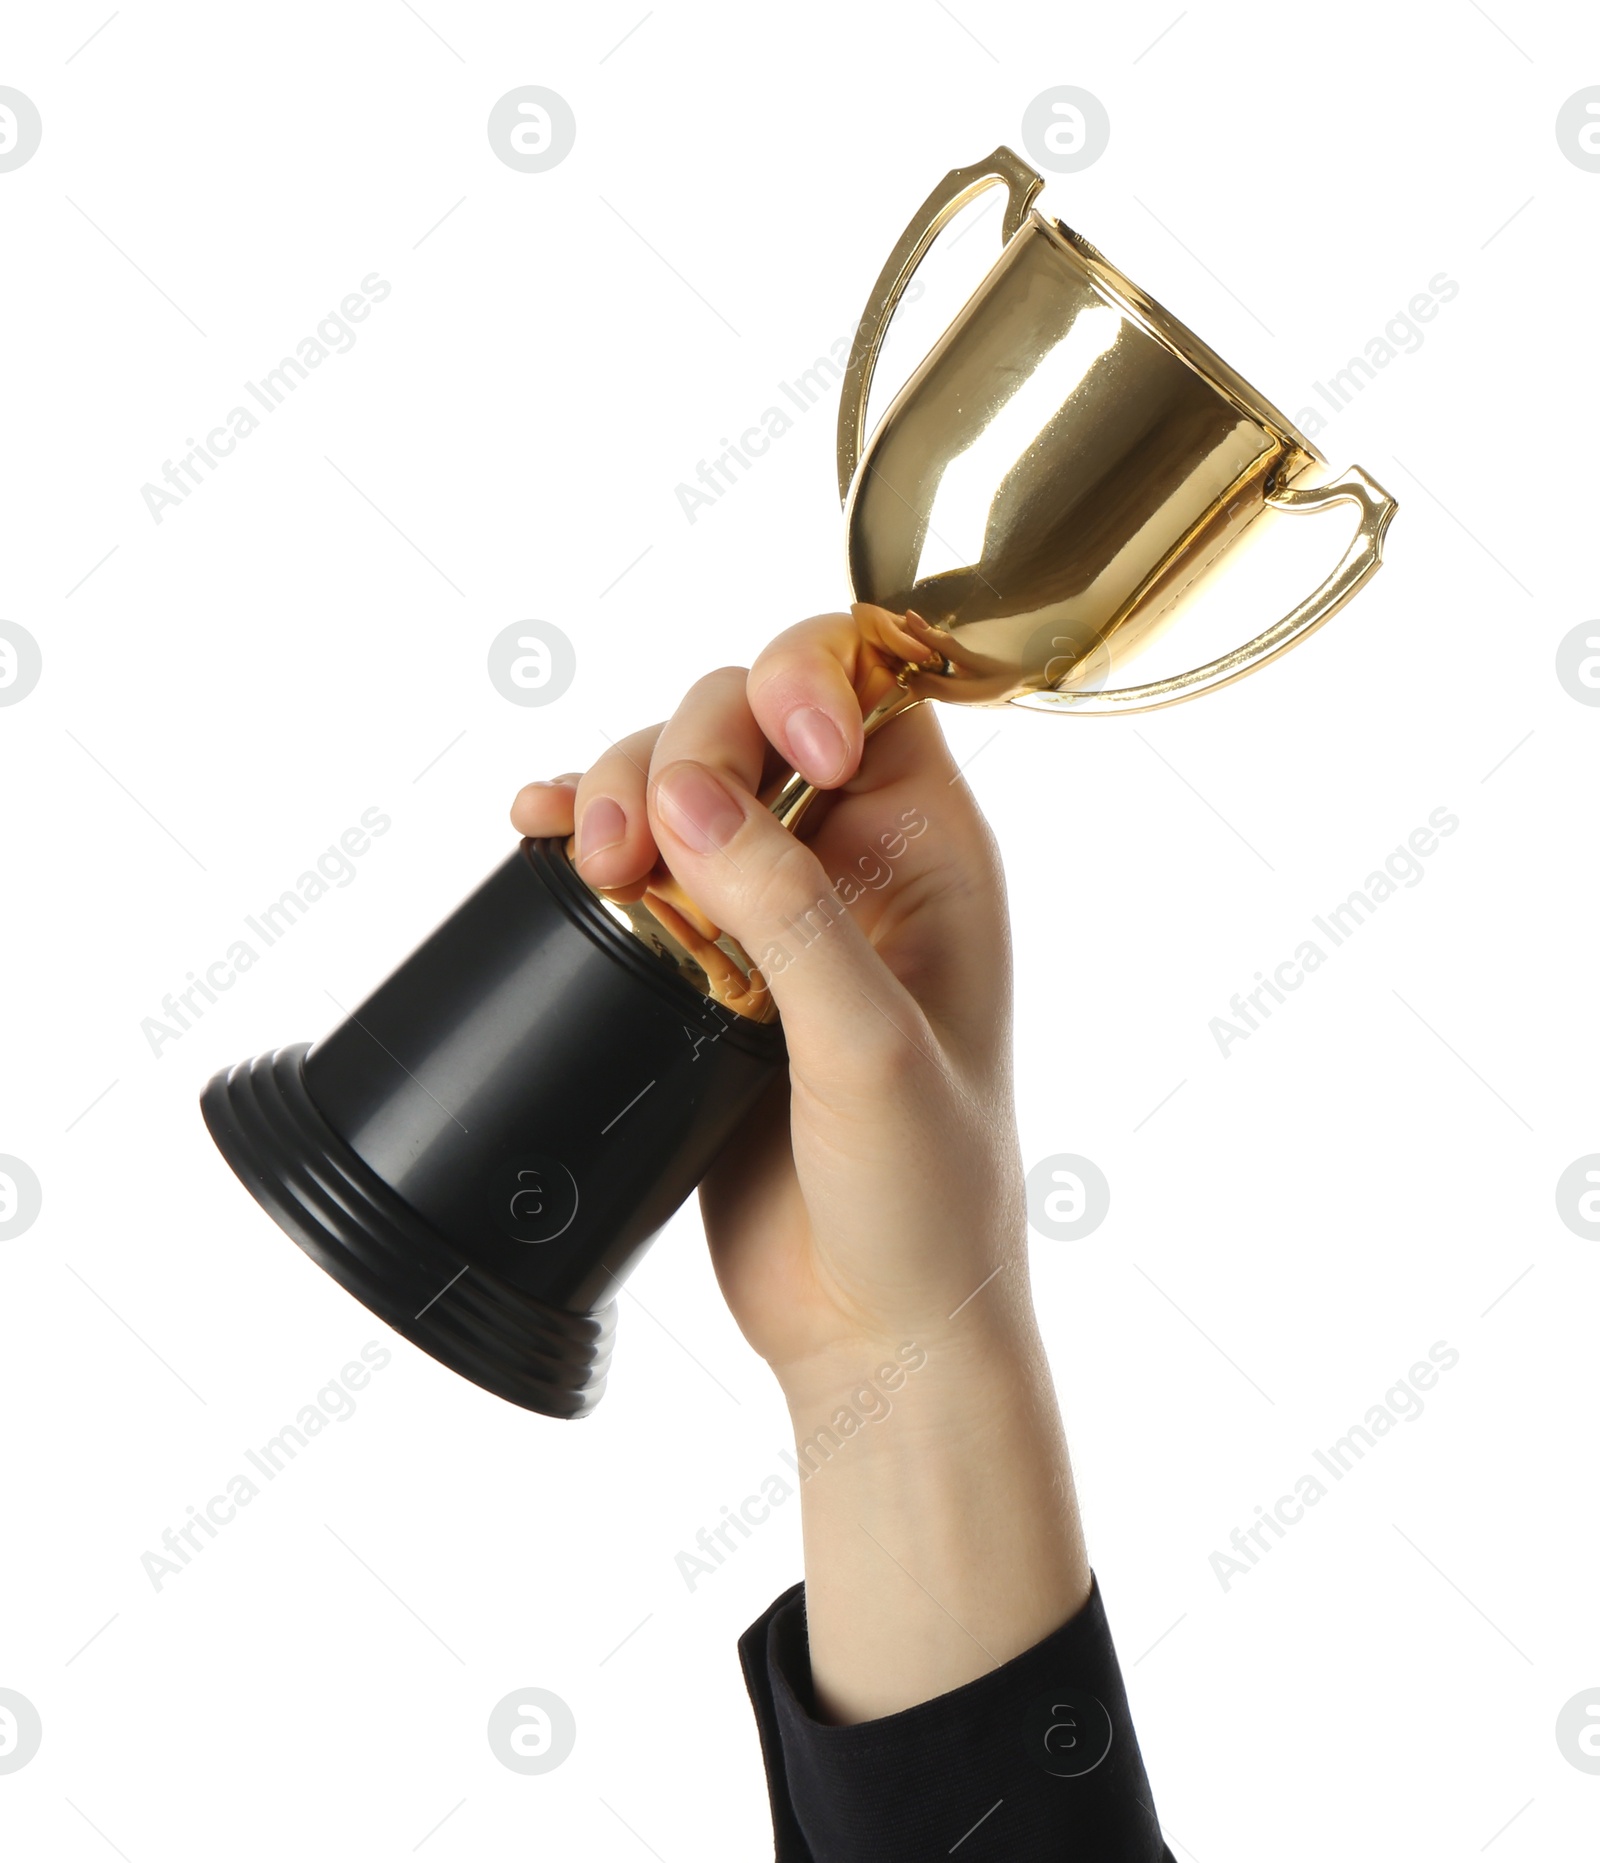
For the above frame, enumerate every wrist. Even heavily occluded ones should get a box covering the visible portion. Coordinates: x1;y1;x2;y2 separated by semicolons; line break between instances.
775;1274;1050;1409
775;1305;1062;1483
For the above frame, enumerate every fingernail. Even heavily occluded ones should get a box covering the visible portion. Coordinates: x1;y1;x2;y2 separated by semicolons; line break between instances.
785;706;847;784
576;796;626;866
655;763;745;853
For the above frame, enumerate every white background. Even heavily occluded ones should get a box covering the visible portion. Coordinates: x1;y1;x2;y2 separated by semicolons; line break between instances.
1;2;1596;1857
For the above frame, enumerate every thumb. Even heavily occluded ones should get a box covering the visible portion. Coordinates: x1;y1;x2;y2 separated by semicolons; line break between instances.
648;759;927;1075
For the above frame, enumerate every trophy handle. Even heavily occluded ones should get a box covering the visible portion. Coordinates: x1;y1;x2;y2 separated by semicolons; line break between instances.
836;145;1044;506
1009;464;1399;716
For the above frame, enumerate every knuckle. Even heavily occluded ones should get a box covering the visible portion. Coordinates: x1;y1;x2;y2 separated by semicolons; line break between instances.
853;1023;921;1089
589;738;652;797
746;832;830;927
849;1001;940;1101
687;665;750;707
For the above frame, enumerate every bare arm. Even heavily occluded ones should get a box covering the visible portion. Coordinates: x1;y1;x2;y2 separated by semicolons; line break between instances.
780;1320;1090;1723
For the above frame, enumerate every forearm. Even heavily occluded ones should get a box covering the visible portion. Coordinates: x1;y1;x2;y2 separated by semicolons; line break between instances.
780;1309;1092;1726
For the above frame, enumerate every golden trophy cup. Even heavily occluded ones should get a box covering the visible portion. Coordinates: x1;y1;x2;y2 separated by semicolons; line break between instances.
604;144;1398;1024
202;147;1396;1417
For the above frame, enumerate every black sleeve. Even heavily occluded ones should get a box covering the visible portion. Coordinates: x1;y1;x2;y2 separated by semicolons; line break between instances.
737;1573;1174;1862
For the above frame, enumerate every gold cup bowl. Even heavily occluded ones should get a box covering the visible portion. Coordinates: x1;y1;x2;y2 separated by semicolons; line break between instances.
840;146;1396;715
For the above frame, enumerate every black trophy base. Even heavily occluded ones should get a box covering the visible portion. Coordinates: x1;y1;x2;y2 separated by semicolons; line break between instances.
201;1042;617;1419
200;838;785;1421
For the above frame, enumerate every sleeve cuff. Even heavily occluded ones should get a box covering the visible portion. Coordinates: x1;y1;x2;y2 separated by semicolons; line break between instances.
738;1573;1173;1862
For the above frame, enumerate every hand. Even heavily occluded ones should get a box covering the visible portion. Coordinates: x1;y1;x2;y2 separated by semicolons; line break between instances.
513;611;1090;1722
510;609;1032;1404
